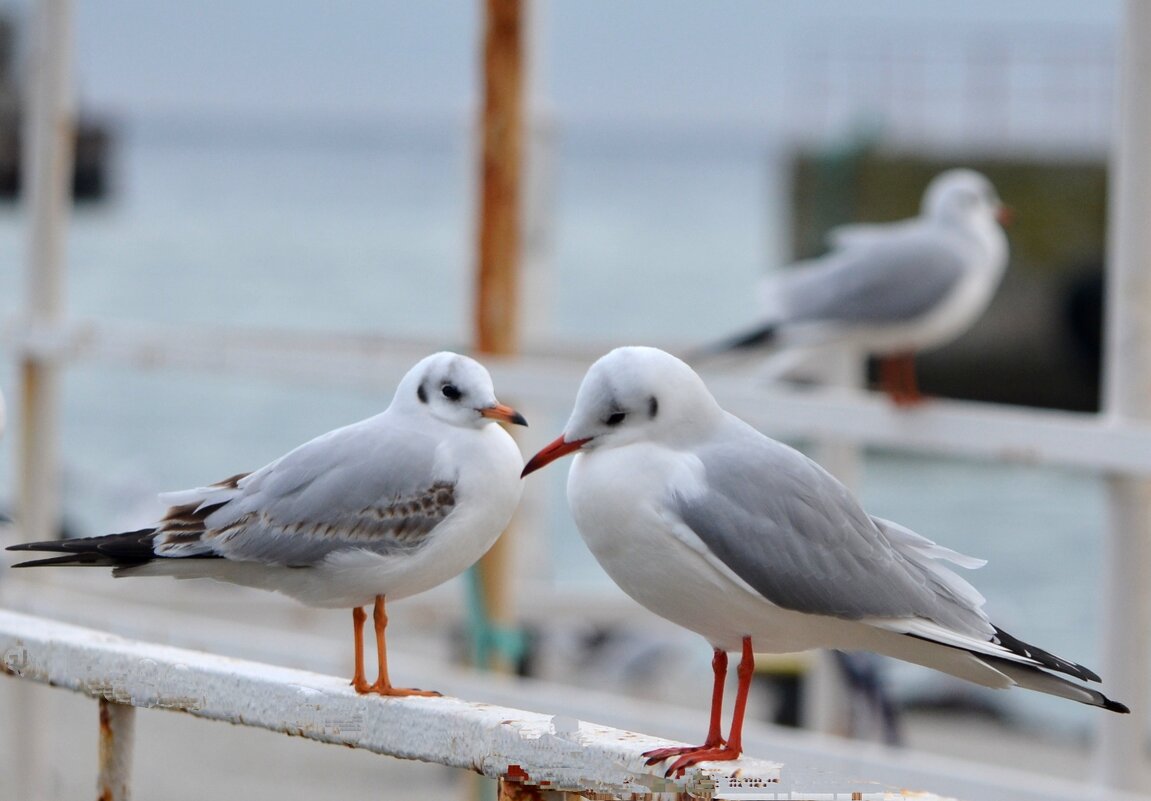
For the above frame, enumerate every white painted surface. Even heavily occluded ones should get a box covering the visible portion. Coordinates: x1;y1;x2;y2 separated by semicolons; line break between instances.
1095;0;1151;790
0;609;785;800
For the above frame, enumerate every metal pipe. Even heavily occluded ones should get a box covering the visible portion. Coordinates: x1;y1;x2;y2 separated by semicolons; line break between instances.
97;699;136;801
473;0;528;673
18;0;74;545
11;5;75;799
1095;0;1151;790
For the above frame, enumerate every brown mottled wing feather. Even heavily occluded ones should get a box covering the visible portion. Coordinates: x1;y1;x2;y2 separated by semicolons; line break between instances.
154;417;458;566
200;481;456;565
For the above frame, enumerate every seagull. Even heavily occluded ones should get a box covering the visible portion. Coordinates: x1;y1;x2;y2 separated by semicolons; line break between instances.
522;346;1126;775
8;351;527;697
700;169;1011;405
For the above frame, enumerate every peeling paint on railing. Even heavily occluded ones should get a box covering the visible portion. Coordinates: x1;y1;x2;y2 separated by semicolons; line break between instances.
0;610;794;800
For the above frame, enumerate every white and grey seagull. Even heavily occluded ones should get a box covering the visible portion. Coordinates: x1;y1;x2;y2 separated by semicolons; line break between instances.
8;351;527;696
701;169;1011;405
522;346;1126;775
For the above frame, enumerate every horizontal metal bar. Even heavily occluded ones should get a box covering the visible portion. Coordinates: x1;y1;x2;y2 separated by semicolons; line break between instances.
707;374;1151;476
0;609;783;800
9;318;1151;476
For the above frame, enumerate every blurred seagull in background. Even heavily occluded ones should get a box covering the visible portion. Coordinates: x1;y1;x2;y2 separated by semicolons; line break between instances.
523;346;1126;775
8;352;527;696
699;169;1011;405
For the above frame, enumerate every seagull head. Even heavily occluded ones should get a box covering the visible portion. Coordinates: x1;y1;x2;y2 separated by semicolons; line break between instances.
522;346;720;477
395;351;527;430
922;169;1011;228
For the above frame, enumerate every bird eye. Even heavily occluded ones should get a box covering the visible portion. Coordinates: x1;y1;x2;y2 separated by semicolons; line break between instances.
441;384;462;401
605;411;626;427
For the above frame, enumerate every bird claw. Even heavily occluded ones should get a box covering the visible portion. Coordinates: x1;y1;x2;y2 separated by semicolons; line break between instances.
642;741;731;774
654;745;741;777
352;679;441;697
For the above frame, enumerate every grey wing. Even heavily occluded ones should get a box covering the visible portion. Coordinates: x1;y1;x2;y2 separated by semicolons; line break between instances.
157;417;456;566
781;226;969;325
674;423;990;636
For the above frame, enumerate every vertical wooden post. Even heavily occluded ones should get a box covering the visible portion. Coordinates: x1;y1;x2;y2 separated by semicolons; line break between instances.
473;0;527;673
1094;0;1151;790
18;0;73;545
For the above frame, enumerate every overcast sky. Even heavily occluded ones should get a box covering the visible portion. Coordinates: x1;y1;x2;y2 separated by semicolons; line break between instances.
7;1;1122;131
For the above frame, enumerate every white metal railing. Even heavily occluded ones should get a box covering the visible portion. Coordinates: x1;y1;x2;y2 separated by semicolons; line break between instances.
3;608;925;801
9;605;1151;801
12;316;1151;478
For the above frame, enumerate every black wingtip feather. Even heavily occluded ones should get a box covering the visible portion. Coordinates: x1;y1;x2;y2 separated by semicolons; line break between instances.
993;626;1101;683
1104;698;1131;714
10;553;118;568
683;324;779;365
719;324;778;351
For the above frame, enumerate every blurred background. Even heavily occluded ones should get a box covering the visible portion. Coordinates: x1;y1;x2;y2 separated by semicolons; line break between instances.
0;1;1140;799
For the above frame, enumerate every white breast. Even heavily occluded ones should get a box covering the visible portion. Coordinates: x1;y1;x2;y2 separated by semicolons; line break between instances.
567;444;862;653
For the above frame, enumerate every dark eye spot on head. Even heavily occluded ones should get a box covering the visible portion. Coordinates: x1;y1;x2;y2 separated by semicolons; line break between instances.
417;383;428;403
605;411;626;427
441;384;462;401
648;396;659;419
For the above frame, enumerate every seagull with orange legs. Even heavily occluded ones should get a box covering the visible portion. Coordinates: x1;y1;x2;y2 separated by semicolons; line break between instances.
8;352;526;696
699;169;1011;406
522;346;1126;776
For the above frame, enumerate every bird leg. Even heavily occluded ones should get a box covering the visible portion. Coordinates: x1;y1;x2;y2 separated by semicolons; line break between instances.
644;641;754;775
648;638;754;778
643;648;728;765
351;595;440;697
879;352;924;406
351;604;371;692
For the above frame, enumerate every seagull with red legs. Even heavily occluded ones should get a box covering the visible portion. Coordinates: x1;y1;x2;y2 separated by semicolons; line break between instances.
699;169;1011;406
8;351;526;697
522;346;1126;776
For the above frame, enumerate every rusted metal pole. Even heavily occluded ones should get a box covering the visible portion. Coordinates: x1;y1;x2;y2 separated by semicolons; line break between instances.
475;0;525;356
1094;0;1151;789
473;0;527;672
97;699;135;801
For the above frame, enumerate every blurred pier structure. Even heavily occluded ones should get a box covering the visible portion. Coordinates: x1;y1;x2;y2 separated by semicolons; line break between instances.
780;25;1118;413
0;10;112;201
785;25;1113;156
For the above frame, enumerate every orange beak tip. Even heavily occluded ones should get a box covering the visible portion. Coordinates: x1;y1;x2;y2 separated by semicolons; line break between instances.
481;403;528;427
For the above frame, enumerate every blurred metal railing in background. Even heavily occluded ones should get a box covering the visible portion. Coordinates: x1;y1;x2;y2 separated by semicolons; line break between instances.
788;24;1114;154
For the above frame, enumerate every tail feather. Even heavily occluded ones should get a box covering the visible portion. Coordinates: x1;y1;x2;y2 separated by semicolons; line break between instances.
7;529;160;567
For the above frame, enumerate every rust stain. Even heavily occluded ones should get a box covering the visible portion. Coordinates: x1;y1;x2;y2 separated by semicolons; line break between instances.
498;765;552;801
99;698;113;737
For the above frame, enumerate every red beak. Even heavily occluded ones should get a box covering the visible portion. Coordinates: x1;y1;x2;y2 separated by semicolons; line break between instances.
996;205;1015;227
521;435;590;478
